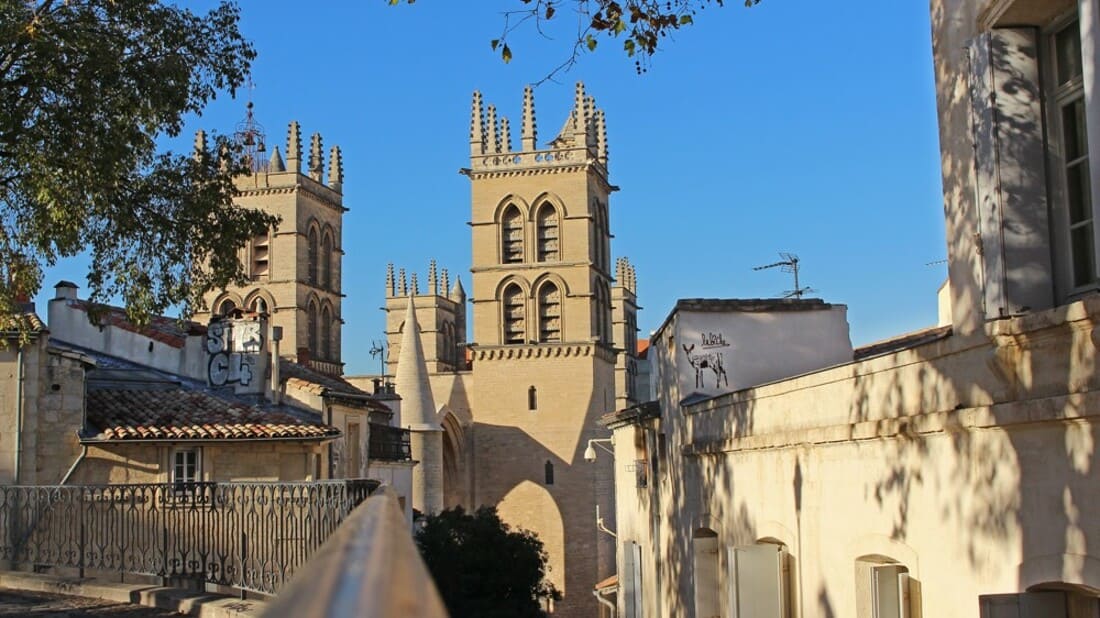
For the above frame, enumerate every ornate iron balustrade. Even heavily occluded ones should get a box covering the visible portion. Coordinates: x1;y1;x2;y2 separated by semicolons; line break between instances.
0;479;377;596
369;423;411;461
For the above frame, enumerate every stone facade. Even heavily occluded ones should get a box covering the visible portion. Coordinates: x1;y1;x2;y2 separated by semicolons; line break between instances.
193;121;345;376
359;84;640;616
603;1;1100;617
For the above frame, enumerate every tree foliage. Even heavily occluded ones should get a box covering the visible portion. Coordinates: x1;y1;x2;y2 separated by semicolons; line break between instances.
0;0;275;327
391;0;761;76
415;506;561;618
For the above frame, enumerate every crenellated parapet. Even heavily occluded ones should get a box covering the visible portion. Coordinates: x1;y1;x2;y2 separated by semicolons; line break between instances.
385;261;463;301
195;116;344;198
467;82;609;179
615;257;637;295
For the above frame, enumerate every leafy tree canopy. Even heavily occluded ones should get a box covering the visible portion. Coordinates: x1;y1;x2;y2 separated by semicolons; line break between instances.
0;0;276;329
415;505;561;618
391;0;761;75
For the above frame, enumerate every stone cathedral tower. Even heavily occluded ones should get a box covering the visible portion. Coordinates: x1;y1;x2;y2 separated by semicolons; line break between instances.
195;120;346;376
380;83;640;616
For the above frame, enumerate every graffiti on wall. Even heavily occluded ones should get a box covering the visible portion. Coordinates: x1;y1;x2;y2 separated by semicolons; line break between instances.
682;331;730;389
206;319;262;387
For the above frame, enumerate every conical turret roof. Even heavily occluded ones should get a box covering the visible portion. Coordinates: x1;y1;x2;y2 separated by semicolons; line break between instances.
395;295;441;431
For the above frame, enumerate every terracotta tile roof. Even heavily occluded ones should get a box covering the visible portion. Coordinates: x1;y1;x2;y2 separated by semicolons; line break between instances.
2;311;47;334
636;338;650;359
86;387;339;442
66;300;205;349
279;360;390;414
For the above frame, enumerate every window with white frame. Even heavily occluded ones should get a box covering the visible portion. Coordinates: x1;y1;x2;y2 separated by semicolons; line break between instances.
171;448;200;487
1046;13;1097;292
727;543;789;618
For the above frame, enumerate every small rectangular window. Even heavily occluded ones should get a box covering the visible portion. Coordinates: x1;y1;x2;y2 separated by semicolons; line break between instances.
172;448;200;487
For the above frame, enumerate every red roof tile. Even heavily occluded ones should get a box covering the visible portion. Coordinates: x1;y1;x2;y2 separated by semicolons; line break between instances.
86;388;339;442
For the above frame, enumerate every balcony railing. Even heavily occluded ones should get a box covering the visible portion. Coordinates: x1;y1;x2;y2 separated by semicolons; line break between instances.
0;480;376;596
369;423;411;461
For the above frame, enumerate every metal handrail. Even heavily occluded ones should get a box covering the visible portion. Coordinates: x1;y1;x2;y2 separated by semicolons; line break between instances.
263;485;446;618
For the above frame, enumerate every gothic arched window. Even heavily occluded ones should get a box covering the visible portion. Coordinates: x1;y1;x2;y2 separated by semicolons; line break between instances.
536;203;560;262
501;205;524;264
307;227;319;286
321;304;332;361
538;282;562;343
218;299;237;317
502;284;526;344
307;300;318;356
321;229;333;290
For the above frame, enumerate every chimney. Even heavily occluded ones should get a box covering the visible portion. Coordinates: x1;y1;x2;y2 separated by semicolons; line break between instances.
56;281;81;300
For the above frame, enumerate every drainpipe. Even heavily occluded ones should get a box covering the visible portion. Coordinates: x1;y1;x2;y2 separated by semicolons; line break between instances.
59;444;88;485
13;347;23;484
270;326;282;404
593;587;616;614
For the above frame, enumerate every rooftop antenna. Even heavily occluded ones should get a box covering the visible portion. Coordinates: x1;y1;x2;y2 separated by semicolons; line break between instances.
233;78;267;173
369;339;386;377
753;252;815;298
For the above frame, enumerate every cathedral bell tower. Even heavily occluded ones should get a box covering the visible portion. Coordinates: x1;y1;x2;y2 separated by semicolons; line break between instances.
195;113;346;376
463;83;628;616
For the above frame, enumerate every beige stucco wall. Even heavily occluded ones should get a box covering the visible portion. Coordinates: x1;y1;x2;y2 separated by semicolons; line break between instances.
67;441;326;485
613;297;1100;617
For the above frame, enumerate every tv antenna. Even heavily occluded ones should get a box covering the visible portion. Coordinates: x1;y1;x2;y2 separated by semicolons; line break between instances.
369;340;387;377
753;252;815;298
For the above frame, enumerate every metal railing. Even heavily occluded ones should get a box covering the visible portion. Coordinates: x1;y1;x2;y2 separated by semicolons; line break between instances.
0;480;377;596
369;423;411;461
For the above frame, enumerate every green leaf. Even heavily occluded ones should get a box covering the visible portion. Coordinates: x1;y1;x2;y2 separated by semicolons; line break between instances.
502;44;512;63
624;39;636;56
491;39;499;50
680;14;693;25
586;34;598;51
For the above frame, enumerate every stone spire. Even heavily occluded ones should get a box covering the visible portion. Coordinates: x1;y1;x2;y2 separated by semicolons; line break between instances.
486;105;499;155
398;268;408;297
395;295;441;430
470;90;485;156
450;275;466;302
328;145;343;191
268;145;285;172
500;117;512;153
286;121;302;173
193;129;207;162
308;133;324;182
571;82;590;148
410;272;420;296
595;109;608;166
428;259;438;295
441;268;450;296
521;86;537;151
386;263;395;298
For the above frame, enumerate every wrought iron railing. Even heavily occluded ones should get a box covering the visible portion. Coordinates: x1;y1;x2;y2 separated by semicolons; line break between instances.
0;479;377;596
369;423;411;461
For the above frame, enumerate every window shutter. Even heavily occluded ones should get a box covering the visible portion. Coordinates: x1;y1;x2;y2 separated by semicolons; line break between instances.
631;542;644;618
623;541;639;618
967;28;1053;317
871;565;908;618
730;544;785;618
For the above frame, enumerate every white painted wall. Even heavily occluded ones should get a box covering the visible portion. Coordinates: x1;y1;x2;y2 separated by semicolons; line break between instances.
659;305;853;401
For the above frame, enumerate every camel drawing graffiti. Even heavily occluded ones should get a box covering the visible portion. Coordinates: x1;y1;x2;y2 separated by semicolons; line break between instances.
683;344;730;389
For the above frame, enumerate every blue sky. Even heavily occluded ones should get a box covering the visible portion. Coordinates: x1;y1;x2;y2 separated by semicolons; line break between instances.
36;0;946;375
